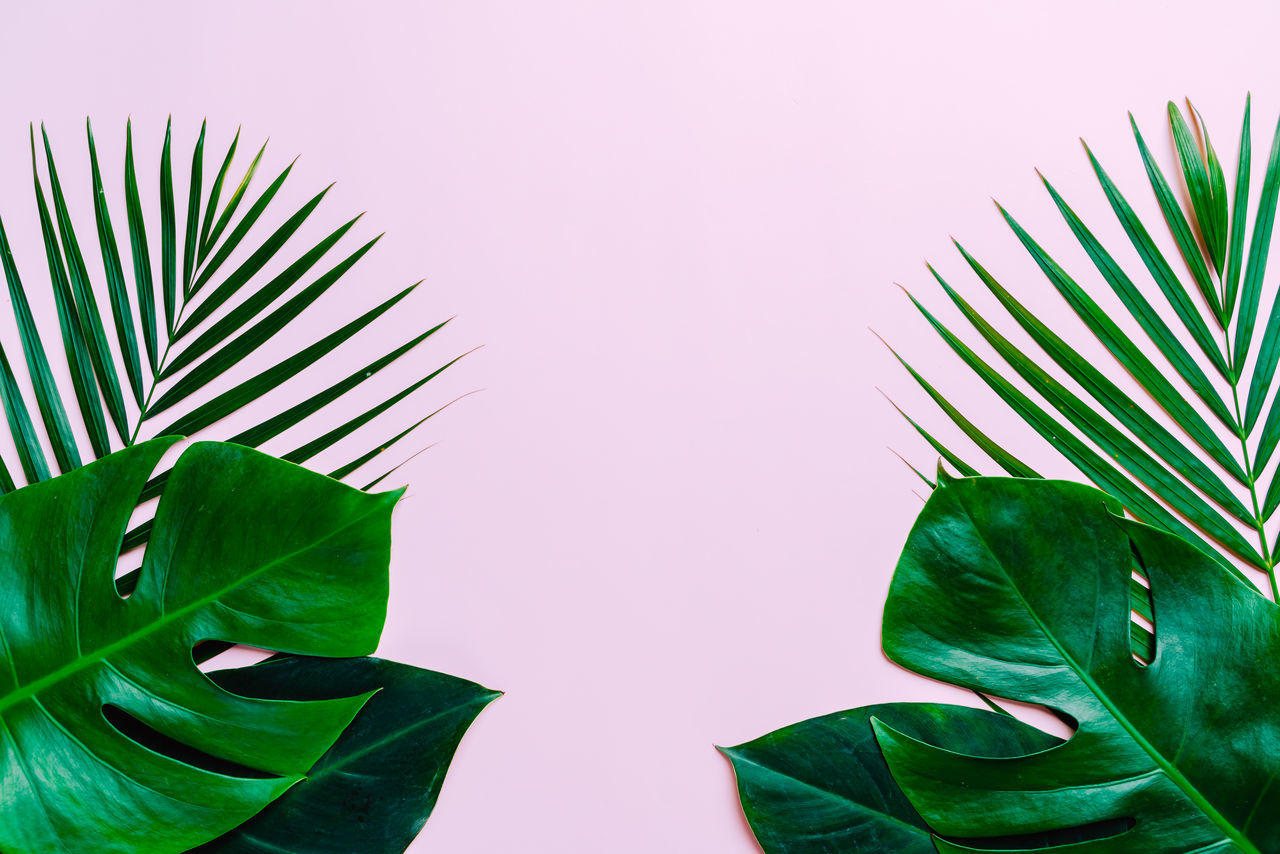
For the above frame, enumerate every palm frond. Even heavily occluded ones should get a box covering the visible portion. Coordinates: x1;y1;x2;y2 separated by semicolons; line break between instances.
898;95;1280;596
0;118;458;521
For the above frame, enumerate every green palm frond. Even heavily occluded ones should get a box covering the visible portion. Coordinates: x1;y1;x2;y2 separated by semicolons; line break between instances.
0;118;456;515
896;95;1280;597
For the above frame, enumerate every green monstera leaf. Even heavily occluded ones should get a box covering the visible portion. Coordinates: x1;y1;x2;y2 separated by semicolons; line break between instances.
0;438;399;854
726;474;1280;852
874;474;1280;852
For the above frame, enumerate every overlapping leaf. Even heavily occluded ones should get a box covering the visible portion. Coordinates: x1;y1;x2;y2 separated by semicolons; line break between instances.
729;475;1280;852
0;118;489;853
0;440;399;853
878;475;1280;852
196;657;500;854
722;704;1074;853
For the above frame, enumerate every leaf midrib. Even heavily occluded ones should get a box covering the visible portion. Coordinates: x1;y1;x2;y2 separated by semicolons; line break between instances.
0;503;385;717
961;502;1261;854
312;693;496;779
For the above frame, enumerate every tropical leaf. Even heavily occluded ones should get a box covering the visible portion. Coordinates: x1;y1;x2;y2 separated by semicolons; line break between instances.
721;703;1090;854
872;474;1280;852
729;475;1280;853
896;96;1280;596
0;119;457;505
0;118;489;854
194;657;499;854
0;439;399;854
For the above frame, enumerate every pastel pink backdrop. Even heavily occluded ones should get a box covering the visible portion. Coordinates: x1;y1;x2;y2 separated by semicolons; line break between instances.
1;2;1274;851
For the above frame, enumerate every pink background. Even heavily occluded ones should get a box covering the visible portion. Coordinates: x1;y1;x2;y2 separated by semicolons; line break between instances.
2;2;1275;851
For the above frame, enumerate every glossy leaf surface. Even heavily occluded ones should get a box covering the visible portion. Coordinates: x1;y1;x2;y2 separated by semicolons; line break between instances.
0;440;400;853
196;656;499;854
722;703;1063;854
880;475;1280;852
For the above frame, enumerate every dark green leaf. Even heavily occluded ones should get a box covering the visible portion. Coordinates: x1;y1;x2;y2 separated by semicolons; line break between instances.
723;704;1064;854
196;657;498;854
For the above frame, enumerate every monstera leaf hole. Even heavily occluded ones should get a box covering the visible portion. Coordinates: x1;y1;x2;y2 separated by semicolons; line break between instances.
0;439;403;853
101;703;278;780
1130;544;1157;666
105;438;276;673
0;116;491;853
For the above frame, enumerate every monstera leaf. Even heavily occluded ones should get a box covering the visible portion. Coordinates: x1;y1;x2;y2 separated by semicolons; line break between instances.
196;657;500;853
0;119;491;852
0;439;399;853
728;474;1280;852
883;475;1280;852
